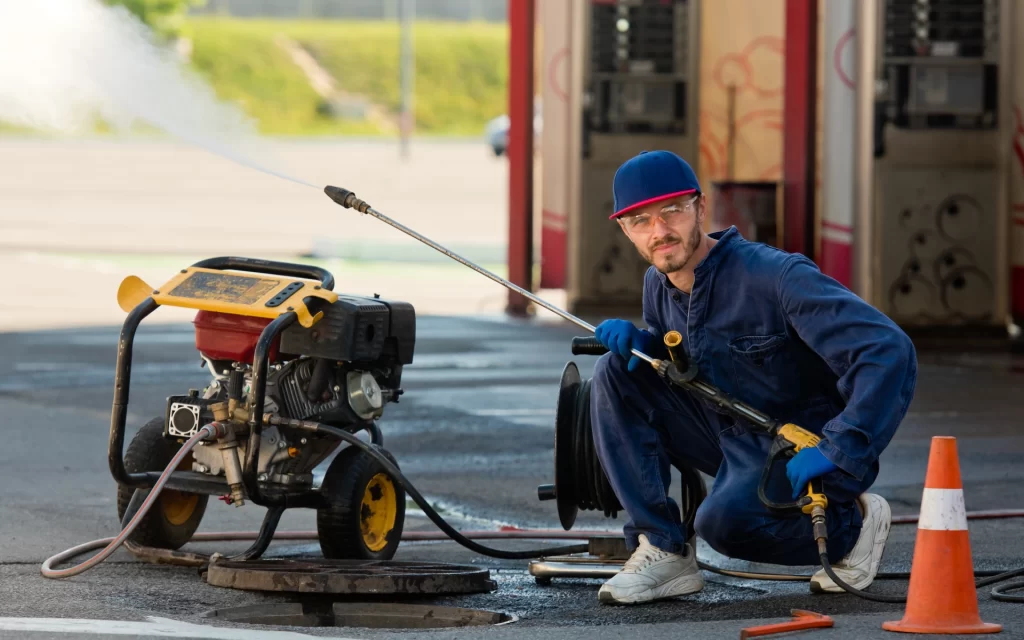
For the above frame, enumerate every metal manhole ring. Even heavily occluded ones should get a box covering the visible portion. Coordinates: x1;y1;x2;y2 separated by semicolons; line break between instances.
205;558;497;595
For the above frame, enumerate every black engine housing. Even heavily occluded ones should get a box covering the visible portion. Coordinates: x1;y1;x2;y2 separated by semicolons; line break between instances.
280;295;415;366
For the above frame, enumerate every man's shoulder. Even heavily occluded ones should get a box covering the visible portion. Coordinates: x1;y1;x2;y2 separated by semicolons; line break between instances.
723;236;800;281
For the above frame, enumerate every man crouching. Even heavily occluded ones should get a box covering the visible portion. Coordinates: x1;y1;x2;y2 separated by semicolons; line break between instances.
590;150;917;604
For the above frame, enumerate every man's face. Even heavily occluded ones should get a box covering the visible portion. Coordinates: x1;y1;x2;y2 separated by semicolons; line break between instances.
617;194;706;274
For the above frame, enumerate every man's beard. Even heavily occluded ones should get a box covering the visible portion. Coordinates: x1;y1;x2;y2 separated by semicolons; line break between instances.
639;223;702;274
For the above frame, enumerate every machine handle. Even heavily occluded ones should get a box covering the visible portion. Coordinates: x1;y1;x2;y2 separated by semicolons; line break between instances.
571;336;609;356
191;256;335;291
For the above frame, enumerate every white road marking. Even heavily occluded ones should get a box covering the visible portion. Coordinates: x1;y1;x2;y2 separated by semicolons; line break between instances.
0;616;358;639
918;487;968;531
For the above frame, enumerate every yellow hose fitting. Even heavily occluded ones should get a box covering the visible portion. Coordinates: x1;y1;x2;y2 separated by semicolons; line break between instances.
664;331;684;364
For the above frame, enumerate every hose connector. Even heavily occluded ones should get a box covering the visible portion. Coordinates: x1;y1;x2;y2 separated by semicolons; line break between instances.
213;424;246;507
203;421;231;440
811;505;828;556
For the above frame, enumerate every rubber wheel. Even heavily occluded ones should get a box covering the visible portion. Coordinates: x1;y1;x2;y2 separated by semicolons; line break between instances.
115;417;208;550
317;445;406;560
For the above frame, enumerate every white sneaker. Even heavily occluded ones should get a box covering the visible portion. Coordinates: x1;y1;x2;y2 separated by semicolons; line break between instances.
598;534;704;604
810;493;891;593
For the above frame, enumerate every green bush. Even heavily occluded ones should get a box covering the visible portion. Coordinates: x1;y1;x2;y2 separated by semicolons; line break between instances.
105;0;207;39
296;20;508;135
188;19;366;135
187;18;508;136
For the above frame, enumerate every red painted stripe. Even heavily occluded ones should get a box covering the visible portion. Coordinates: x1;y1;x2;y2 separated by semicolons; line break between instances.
540;209;567;288
1014;218;1024;226
506;0;536;313
540;226;566;289
820;237;852;288
822;220;853;232
1013;267;1024;318
1013;203;1024;212
783;0;818;256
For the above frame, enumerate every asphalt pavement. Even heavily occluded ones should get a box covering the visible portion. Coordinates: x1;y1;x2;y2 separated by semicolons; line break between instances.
2;313;1024;639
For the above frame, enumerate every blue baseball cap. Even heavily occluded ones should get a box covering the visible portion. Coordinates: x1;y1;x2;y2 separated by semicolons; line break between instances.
610;150;701;220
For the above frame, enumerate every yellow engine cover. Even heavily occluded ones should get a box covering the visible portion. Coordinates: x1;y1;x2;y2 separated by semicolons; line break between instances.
117;268;339;328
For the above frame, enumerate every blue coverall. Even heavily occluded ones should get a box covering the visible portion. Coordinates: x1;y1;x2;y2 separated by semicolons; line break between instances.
591;227;918;565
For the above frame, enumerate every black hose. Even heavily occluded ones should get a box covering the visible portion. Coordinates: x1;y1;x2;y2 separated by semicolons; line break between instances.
975;567;1024;588
228;506;284;562
571;377;621;518
819;546;1024;603
978;568;1024;603
818;552;908;603
279;418;589;560
992;580;1024;603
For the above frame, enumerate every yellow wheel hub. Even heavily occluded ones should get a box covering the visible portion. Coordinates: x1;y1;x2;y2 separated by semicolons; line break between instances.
160;451;199;526
360;473;397;552
160;490;199;526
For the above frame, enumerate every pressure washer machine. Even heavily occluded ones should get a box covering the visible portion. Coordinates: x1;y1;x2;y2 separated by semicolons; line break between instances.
110;257;415;561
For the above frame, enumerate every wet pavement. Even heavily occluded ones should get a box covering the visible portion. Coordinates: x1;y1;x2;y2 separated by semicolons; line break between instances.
1;314;1024;639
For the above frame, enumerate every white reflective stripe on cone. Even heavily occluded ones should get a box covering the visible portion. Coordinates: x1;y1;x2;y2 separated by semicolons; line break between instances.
918;488;969;531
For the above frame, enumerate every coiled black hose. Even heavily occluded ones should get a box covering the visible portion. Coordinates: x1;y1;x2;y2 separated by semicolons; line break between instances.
564;376;704;538
571;377;621;518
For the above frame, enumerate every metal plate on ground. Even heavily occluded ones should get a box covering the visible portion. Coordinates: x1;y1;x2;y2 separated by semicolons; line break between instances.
205;602;514;629
204;558;497;595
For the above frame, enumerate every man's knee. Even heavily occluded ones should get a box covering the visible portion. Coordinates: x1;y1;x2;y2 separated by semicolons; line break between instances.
590;353;633;440
591;351;630;391
694;496;767;560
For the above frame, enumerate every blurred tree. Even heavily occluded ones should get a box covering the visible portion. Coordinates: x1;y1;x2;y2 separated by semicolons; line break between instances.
104;0;207;39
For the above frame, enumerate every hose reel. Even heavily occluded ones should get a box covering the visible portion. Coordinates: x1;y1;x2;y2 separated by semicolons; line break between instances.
538;338;707;536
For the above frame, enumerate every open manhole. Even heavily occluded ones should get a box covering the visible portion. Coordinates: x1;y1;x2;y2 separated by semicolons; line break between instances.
205;558;496;595
205;602;514;629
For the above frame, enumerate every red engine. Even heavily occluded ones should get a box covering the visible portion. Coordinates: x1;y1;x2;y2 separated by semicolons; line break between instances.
193;311;280;363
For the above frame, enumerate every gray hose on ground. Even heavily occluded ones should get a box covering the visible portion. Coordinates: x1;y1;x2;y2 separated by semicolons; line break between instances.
41;423;223;579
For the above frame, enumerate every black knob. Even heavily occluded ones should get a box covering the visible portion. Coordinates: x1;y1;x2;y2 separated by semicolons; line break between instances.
537;484;557;501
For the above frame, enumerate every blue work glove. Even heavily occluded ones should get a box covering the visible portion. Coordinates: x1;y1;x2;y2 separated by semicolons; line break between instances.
785;446;838;500
594;319;652;372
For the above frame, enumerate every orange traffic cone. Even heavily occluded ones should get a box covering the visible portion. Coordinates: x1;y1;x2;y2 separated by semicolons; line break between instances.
883;436;1001;634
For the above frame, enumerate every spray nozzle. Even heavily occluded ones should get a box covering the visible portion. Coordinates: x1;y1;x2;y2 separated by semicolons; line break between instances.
324;185;371;213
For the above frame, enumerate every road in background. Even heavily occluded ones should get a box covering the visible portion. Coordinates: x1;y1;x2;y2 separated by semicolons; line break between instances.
0;138;564;331
0;139;507;257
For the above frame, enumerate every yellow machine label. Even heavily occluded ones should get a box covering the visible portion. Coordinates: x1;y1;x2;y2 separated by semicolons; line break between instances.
169;272;281;306
118;267;340;328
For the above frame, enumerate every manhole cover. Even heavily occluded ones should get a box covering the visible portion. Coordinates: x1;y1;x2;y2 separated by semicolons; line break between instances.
205;558;496;595
205;602;514;629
